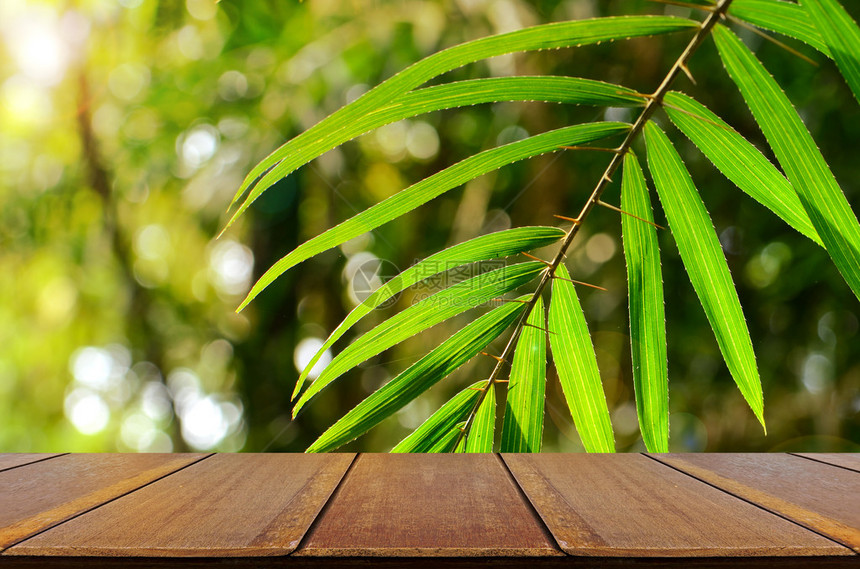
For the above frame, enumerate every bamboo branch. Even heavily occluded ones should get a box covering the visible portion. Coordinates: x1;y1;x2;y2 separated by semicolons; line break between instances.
453;0;735;452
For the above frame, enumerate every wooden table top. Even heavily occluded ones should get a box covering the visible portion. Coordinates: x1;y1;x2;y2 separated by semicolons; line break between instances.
0;453;857;568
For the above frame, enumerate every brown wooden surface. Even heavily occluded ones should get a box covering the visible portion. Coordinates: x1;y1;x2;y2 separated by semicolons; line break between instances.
654;453;860;553
0;454;63;473
0;453;857;566
503;453;852;558
795;453;860;473
0;453;206;552
2;555;859;569
656;453;860;553
5;453;354;557
295;453;561;557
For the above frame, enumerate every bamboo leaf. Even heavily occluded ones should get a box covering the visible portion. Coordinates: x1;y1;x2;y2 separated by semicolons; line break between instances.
388;77;645;114
620;153;668;453
644;122;765;429
243;79;644;225
548;263;615;452
306;300;526;453
454;434;467;452
714;25;860;302
729;0;831;56
663;91;822;245
239;122;628;311
294;262;544;416
427;422;467;453
464;383;496;453
294;226;564;400
391;382;482;453
803;0;860;104
500;296;547;453
247;78;643;231
226;16;698;225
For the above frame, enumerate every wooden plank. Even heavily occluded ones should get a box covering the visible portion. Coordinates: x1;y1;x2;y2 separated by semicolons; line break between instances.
5;453;354;557
2;556;860;569
0;454;63;473
794;454;860;474
0;453;206;552
654;453;860;553
503;453;852;558
295;453;561;557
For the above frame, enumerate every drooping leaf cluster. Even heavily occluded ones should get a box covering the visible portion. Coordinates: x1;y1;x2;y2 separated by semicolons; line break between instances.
227;0;860;453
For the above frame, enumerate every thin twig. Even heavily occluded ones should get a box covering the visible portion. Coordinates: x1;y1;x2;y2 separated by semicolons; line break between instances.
661;101;739;135
597;199;666;230
559;145;621;153
480;351;509;364
453;0;735;451
522;322;557;336
490;297;531;304
551;275;608;291
726;14;818;66
679;62;697;85
521;252;553;267
647;0;715;11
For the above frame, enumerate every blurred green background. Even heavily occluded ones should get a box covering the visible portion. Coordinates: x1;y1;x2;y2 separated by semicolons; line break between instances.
1;0;858;453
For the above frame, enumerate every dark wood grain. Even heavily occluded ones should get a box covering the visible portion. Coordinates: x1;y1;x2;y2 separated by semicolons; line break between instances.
295;453;561;557
503;453;852;558
794;454;860;474
5;453;354;557
0;454;63;473
653;453;860;553
0;453;206;552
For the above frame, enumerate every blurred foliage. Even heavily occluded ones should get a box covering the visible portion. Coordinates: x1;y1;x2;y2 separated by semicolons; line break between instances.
0;0;857;453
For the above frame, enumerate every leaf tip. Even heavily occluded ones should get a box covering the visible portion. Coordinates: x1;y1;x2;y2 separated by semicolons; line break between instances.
757;411;767;435
290;380;304;401
235;297;251;313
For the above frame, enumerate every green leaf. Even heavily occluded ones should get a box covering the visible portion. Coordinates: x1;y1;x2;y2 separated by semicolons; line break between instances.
239;121;628;311
294;262;544;416
729;0;831;56
663;91;821;246
306;300;526;453
243;79;643;237
427;422;467;453
549;263;615;452
803;0;860;104
388;77;645;114
464;383;495;453
453;429;468;453
644;122;765;429
620;153;668;454
714;25;860;303
294;226;565;400
226;16;698;225
500;296;547;453
390;382;482;453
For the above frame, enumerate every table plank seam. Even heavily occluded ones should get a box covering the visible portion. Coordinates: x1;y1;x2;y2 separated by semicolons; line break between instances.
0;454;68;474
496;454;565;556
290;453;360;556
0;453;216;555
501;454;610;555
644;454;860;556
788;453;860;475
